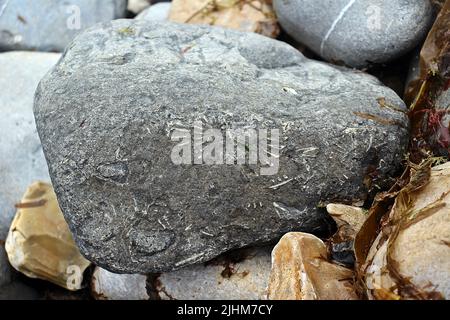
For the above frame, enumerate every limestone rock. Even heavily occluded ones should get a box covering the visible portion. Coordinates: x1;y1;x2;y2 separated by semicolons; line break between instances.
273;0;434;68
5;182;91;291
0;51;60;240
136;2;171;22
168;0;279;38
267;232;358;300
34;20;409;273
153;247;271;300
0;0;127;52
365;162;450;300
91;267;149;300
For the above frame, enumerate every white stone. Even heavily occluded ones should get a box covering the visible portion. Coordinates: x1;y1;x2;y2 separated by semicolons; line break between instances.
92;267;149;300
155;247;271;300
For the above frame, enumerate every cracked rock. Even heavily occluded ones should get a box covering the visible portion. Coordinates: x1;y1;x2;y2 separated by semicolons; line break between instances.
273;0;434;68
0;0;127;52
35;20;409;273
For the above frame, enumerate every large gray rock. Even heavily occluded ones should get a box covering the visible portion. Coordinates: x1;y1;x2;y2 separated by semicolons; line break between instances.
0;51;61;240
273;0;434;68
0;0;127;52
34;20;409;273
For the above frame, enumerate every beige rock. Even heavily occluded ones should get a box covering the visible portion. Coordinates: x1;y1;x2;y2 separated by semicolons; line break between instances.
91;267;149;300
327;203;367;240
365;162;450;300
168;0;279;38
268;232;358;300
5;182;91;290
154;247;271;300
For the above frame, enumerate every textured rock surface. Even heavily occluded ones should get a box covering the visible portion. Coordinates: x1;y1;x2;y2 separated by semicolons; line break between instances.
153;247;271;300
267;232;358;300
92;267;149;300
0;0;127;52
365;162;450;299
136;2;170;21
35;20;409;273
168;0;279;38
273;0;434;68
0;51;60;240
5;182;91;290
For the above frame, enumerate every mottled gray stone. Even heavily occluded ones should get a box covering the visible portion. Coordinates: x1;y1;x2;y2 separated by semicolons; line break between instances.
136;2;170;21
153;247;271;300
34;20;409;273
0;51;61;240
0;0;127;52
274;0;434;68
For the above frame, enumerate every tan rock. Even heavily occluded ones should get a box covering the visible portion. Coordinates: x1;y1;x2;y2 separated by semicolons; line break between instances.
327;203;367;240
365;162;450;300
5;182;91;291
268;232;358;300
168;0;279;38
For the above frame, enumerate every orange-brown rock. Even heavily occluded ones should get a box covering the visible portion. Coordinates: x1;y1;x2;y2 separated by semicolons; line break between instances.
168;0;279;38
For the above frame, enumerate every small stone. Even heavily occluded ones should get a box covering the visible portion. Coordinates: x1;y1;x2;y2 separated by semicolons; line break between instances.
326;203;367;240
153;247;271;300
326;204;367;267
273;0;434;68
268;232;358;300
35;20;409;273
168;0;279;38
128;0;151;14
0;51;61;240
5;182;91;291
0;0;127;52
136;2;171;21
91;267;149;300
365;162;450;299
